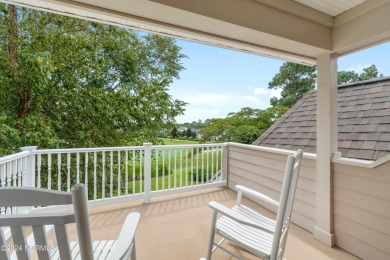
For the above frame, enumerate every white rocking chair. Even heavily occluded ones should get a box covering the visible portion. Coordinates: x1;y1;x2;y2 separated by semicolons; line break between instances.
0;183;140;260
204;149;303;260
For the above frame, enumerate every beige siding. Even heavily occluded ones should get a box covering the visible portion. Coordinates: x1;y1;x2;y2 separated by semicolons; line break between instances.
227;144;317;232
333;161;390;260
227;143;390;260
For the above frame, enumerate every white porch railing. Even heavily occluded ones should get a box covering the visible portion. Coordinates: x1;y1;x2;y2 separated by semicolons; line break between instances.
0;143;227;207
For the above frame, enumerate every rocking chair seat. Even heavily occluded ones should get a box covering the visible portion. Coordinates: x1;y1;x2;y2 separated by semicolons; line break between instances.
216;204;276;258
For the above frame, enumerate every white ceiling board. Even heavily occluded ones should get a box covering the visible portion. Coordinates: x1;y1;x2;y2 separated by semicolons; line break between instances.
294;0;367;16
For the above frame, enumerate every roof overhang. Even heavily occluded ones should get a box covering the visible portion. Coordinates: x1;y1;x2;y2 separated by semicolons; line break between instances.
2;0;390;65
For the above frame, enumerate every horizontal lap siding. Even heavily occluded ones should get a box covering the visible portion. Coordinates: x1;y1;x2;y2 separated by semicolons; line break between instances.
227;145;316;232
333;161;390;260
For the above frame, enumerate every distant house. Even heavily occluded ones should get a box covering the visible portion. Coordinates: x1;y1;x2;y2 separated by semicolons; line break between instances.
192;128;202;139
253;77;390;161
177;126;188;132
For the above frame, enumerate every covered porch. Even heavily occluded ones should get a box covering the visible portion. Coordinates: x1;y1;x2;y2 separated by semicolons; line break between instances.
1;0;390;259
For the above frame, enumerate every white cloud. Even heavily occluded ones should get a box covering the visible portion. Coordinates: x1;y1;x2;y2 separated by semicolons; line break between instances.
346;64;373;73
253;88;269;95
244;95;260;103
270;88;282;98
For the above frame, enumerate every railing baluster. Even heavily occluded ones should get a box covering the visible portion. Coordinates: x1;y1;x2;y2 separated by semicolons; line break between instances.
168;150;171;190
207;147;210;184
110;151;114;198
216;145;219;183
140;149;143;193
11;159;16;186
1;164;6;188
85;152;88;198
211;146;214;183
1;164;5;216
191;148;194;186
180;149;182;188
76;152;80;184
125;150;129;196
174;149;177;189
67;153;71;192
94;152;97;200
37;154;42;188
132;150;135;195
155;149;159;191
196;147;199;185
185;149;188;187
102;152;106;199
118;151;121;196
48;154;52;189
201;147;204;184
162;149;165;190
57;153;61;191
18;158;23;186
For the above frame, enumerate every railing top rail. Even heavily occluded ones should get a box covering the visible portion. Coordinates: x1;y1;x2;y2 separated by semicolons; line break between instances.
34;146;144;154
33;143;227;154
0;151;30;164
151;143;227;150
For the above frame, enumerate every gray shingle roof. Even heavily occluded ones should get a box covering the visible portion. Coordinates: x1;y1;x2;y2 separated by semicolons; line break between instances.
253;77;390;161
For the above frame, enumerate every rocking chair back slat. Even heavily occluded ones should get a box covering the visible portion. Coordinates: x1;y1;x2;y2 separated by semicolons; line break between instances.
0;228;9;260
32;225;50;260
11;226;29;260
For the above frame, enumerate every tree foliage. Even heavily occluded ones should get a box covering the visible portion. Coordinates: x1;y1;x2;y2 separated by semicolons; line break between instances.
338;65;382;84
269;62;382;108
199;106;288;144
0;4;187;156
269;63;317;108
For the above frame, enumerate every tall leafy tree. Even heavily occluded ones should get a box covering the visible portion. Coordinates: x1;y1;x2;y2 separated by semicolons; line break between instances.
0;4;187;155
269;62;317;108
269;62;382;108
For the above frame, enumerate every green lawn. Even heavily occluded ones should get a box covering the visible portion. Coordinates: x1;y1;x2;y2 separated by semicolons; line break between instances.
126;147;222;193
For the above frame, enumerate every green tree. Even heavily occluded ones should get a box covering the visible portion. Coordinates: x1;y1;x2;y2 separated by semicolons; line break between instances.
358;65;382;81
0;4;187;156
199;106;287;144
269;62;317;108
338;70;359;84
269;62;382;108
171;127;178;139
185;127;193;138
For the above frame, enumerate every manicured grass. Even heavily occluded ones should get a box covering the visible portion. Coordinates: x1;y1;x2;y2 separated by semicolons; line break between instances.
125;149;222;194
159;138;198;145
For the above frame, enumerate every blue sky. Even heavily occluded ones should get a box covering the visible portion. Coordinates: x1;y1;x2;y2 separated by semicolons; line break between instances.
169;40;390;123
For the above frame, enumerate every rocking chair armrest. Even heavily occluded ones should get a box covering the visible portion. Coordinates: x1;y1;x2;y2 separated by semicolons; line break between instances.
108;212;140;260
208;201;274;234
236;185;279;207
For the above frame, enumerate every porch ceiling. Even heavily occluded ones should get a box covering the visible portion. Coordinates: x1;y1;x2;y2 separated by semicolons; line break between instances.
2;0;390;64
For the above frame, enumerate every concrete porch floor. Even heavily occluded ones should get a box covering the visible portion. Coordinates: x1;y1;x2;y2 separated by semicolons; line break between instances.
67;187;359;260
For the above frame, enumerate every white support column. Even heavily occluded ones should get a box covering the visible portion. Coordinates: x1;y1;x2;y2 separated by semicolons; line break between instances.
21;146;38;188
143;143;152;204
314;53;338;247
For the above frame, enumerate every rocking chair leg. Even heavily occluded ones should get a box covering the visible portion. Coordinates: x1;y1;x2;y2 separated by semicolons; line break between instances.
206;211;218;260
131;239;136;260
